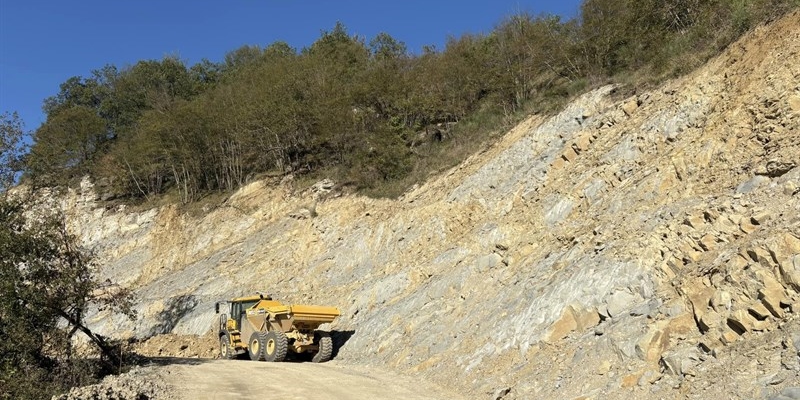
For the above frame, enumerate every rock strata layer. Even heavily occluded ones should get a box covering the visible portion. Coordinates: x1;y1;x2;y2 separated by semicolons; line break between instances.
60;11;800;400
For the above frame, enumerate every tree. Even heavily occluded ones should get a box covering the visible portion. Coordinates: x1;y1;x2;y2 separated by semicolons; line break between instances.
224;45;264;71
411;33;488;123
42;73;110;118
27;106;107;184
0;112;26;192
362;33;410;119
189;58;223;90
3;114;133;398
0;194;135;399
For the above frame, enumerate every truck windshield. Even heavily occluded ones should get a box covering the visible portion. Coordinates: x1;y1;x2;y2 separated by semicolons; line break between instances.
241;300;259;310
231;300;261;330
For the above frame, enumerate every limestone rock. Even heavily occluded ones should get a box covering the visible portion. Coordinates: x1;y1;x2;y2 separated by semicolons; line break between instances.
686;284;714;324
622;99;639;116
630;299;660;318
551;157;566;170
545;307;579;342
492;387;512;400
757;270;790;318
711;290;732;312
572;133;593;153
667;313;698;339
572;305;601;331
53;366;168;400
774;387;800;400
310;178;336;196
659;299;686;318
740;217;760;234
792;332;800;355
736;175;771;194
544;304;601;342
697;311;725;333
727;309;755;333
684;214;706;229
660;347;702;376
789;95;800;113
748;302;772;320
751;209;772;225
785;181;799;196
620;371;643;388
476;253;503;272
756;160;797;178
561;147;579;163
636;323;670;362
638;370;662;386
606;289;644;318
766;233;800;290
721;327;741;345
698;234;717;251
597;360;612;375
749;246;776;269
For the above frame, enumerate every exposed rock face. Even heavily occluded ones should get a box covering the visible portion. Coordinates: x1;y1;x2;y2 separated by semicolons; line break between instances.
62;11;800;400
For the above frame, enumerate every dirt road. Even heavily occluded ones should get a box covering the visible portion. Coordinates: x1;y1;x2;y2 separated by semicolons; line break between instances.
157;359;465;400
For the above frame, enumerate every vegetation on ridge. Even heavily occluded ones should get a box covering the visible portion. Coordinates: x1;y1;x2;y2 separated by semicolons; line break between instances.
15;0;799;202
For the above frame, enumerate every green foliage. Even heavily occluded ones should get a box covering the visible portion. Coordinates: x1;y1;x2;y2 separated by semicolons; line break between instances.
20;2;799;201
224;45;264;71
0;195;135;399
0;112;26;192
578;0;799;80
485;13;583;113
27;106;107;184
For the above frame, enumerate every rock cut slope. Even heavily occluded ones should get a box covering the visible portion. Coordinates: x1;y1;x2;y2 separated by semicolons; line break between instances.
64;11;800;400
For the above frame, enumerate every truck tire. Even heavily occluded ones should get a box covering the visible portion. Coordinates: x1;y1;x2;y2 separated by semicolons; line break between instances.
248;332;266;361
220;334;236;360
263;330;288;362
312;332;333;363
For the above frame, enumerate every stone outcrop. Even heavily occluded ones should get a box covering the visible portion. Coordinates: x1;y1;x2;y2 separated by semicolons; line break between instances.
58;10;800;400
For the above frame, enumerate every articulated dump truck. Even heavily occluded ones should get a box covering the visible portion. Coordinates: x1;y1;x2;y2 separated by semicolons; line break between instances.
215;293;340;362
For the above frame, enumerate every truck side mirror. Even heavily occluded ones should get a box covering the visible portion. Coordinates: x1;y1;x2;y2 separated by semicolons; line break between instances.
215;302;220;314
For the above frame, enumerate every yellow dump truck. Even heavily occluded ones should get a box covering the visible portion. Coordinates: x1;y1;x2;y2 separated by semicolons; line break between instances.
215;293;340;362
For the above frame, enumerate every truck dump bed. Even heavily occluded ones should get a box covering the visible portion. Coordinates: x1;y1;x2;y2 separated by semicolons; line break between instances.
289;305;340;323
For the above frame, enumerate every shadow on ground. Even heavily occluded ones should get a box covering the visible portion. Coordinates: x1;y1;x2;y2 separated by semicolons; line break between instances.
136;356;214;366
279;329;355;363
331;329;355;359
131;329;355;365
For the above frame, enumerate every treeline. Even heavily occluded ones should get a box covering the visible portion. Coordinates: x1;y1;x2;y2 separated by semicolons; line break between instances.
24;0;799;201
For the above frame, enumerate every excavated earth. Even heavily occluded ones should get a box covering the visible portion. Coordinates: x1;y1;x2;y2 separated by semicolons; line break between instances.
54;11;800;400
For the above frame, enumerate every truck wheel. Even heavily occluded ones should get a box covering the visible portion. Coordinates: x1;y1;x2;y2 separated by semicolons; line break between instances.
248;332;266;361
220;334;236;360
312;332;333;363
263;330;288;362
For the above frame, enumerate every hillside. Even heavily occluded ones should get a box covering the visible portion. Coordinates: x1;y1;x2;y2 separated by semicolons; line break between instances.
60;10;800;399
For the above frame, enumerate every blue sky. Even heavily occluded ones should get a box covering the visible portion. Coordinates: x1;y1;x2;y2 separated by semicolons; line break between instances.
0;0;581;134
